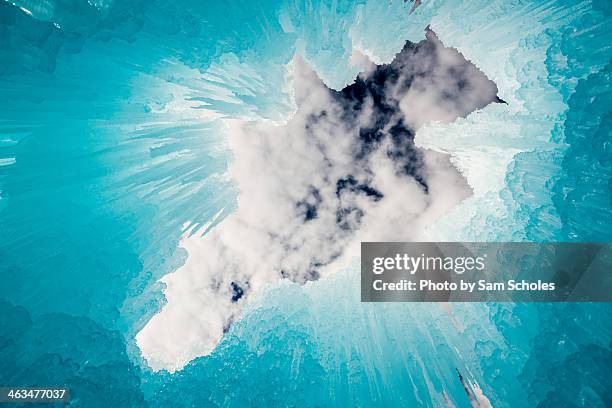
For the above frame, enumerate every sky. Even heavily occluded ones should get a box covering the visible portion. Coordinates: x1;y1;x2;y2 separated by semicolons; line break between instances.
136;28;502;372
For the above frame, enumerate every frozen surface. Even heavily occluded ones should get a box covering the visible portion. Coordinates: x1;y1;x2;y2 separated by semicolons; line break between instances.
1;0;611;407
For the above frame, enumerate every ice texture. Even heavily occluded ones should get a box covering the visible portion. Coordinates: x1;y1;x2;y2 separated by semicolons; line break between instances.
0;0;611;407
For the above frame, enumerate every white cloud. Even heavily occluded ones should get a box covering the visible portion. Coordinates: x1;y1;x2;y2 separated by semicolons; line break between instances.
136;29;500;372
396;30;499;130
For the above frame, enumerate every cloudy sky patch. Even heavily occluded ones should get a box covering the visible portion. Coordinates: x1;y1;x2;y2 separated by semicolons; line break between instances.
136;28;503;372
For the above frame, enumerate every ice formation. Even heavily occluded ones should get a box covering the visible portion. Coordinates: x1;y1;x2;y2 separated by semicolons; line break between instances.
0;0;611;407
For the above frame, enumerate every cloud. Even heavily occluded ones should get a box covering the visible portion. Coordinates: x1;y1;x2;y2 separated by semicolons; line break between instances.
136;28;501;372
397;29;501;130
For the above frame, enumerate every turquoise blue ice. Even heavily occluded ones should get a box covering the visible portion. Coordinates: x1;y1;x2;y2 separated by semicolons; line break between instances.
0;0;611;406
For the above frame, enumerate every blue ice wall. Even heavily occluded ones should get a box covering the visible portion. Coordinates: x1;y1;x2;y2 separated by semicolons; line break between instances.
1;0;611;407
